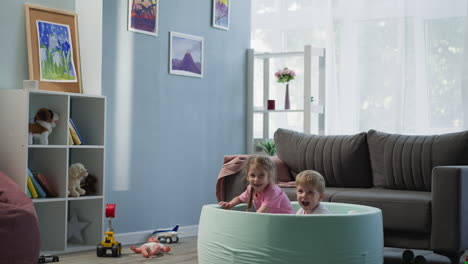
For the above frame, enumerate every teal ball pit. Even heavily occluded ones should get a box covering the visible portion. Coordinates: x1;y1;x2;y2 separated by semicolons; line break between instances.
198;202;383;264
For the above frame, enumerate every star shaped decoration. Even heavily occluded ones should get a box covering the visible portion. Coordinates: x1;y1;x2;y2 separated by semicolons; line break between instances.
67;209;90;243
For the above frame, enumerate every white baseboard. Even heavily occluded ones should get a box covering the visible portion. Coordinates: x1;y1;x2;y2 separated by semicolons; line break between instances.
114;225;198;245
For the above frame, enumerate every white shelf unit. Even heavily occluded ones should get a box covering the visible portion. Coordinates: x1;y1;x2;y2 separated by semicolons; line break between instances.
246;45;326;154
0;89;106;254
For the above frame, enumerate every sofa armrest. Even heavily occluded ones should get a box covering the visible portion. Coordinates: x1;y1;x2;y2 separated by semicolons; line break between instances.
222;170;248;202
431;166;468;253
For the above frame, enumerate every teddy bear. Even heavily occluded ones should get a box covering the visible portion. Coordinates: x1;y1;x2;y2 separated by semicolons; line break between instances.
28;108;59;145
80;174;98;195
68;163;88;197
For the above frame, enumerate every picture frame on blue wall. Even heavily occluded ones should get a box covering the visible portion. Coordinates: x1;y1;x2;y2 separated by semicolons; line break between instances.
127;0;159;36
169;32;204;78
24;4;82;93
212;0;230;30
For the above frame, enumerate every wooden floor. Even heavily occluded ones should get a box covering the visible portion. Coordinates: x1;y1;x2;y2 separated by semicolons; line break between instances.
60;236;198;264
58;236;466;264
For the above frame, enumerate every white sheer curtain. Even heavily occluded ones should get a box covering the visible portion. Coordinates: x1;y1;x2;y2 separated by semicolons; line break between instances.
251;0;468;135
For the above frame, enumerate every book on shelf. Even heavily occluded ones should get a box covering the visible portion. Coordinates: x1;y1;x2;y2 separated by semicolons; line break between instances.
34;172;58;198
69;121;82;145
27;168;46;198
26;173;38;199
26;187;32;198
69;118;85;144
68;132;74;145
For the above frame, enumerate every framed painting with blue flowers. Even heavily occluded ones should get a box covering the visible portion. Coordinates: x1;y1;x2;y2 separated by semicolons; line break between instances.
25;4;82;93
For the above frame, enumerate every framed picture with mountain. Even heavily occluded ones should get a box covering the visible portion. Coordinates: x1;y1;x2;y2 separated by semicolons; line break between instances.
169;32;204;78
212;0;230;30
128;0;159;36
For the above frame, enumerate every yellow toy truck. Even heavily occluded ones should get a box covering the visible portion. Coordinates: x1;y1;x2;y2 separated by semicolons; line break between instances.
97;204;122;257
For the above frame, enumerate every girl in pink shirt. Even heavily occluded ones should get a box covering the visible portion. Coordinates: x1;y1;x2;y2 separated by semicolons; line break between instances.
218;155;295;214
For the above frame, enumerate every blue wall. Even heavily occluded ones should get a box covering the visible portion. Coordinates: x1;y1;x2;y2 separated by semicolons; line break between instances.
102;0;250;232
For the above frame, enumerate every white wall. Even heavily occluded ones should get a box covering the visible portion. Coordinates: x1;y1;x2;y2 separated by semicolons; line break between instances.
75;0;103;95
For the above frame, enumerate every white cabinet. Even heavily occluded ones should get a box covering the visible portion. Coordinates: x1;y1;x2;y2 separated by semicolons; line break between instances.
0;89;106;253
246;45;326;154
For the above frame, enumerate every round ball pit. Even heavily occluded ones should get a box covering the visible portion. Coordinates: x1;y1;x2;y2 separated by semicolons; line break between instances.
198;202;383;264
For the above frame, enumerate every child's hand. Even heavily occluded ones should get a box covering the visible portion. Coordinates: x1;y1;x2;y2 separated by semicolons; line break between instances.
218;201;233;209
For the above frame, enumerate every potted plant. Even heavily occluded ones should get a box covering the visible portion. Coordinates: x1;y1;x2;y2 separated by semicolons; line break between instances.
258;139;276;156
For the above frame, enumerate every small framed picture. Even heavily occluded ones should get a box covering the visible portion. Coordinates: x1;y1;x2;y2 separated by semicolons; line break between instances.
128;0;159;36
169;32;204;78
25;4;82;93
212;0;230;30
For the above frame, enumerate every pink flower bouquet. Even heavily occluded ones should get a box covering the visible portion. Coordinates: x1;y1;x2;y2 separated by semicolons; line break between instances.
275;67;296;83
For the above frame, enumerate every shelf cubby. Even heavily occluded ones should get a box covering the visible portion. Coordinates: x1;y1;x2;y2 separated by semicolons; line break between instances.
29;93;69;146
67;199;103;248
70;96;105;146
28;147;68;198
69;148;104;197
34;201;67;251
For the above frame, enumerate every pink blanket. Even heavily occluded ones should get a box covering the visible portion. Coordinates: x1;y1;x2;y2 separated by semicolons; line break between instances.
216;155;294;202
216;155;249;202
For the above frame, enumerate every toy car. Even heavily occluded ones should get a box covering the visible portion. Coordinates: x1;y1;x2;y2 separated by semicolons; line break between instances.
152;225;180;244
97;204;122;257
96;230;122;257
38;254;59;263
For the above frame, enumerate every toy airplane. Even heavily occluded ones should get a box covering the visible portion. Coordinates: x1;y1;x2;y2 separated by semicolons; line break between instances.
152;225;180;244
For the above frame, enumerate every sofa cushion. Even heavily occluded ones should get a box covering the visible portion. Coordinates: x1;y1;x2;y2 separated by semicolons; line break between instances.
282;187;296;201
274;128;372;188
367;129;468;191
331;188;431;233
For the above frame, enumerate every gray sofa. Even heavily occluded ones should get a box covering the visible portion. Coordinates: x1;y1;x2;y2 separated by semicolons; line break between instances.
221;128;468;264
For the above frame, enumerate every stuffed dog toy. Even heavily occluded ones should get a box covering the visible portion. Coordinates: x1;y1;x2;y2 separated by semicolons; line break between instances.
68;163;88;197
28;108;59;145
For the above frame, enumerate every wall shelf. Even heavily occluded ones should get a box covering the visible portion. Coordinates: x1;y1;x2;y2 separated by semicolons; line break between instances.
253;105;324;114
0;89;106;254
246;45;326;154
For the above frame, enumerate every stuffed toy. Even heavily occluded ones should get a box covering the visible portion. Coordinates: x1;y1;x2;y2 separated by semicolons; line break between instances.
80;174;97;195
68;163;88;197
28;108;59;145
130;237;171;258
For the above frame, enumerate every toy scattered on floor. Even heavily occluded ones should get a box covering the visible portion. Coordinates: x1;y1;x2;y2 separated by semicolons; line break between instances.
130;237;171;258
28;108;59;145
152;225;180;243
38;254;59;263
401;249;427;264
97;204;122;257
80;174;98;195
68;163;88;197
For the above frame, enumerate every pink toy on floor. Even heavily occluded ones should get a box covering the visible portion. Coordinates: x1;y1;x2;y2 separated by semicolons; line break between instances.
130;237;171;258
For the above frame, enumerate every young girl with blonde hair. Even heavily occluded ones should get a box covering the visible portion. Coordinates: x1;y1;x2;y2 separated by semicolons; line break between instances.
218;155;295;214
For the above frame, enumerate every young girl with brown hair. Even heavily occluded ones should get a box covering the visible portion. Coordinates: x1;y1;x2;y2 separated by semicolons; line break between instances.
218;155;294;214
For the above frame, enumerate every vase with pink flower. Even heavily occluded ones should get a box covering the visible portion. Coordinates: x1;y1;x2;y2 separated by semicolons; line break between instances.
274;67;296;110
